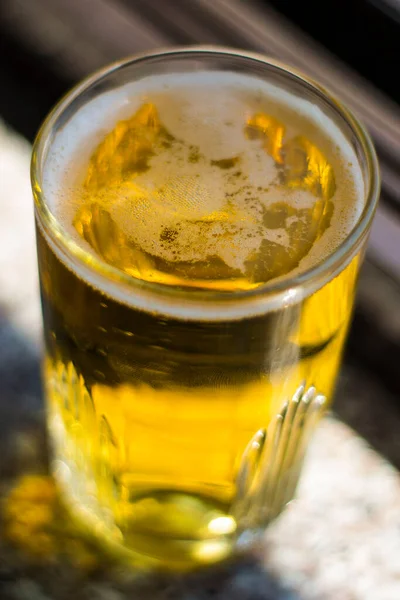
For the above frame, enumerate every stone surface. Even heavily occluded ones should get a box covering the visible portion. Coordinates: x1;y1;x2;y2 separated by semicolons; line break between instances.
1;121;400;599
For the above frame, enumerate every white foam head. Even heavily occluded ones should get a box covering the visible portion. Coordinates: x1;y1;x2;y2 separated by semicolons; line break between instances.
42;70;365;308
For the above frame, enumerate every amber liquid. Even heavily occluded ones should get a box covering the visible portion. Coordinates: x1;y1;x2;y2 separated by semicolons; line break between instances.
38;93;361;569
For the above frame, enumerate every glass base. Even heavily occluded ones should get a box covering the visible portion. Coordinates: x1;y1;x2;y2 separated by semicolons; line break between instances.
49;372;326;570
53;476;243;570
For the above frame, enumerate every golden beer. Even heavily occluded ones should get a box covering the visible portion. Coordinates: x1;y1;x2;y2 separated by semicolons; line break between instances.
32;49;379;569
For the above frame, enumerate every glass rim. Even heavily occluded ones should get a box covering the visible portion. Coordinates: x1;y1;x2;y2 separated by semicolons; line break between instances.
31;46;380;320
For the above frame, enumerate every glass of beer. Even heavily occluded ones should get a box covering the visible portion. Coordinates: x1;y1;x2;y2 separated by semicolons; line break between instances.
31;48;379;570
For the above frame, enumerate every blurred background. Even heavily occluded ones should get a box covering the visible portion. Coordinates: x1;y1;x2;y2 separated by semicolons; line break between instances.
0;1;400;599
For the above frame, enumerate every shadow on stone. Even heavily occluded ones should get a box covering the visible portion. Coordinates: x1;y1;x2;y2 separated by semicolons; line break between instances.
0;555;300;600
106;557;300;600
335;363;400;471
0;307;47;478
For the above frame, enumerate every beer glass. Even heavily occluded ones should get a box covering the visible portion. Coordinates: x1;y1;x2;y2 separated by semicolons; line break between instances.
31;47;379;570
